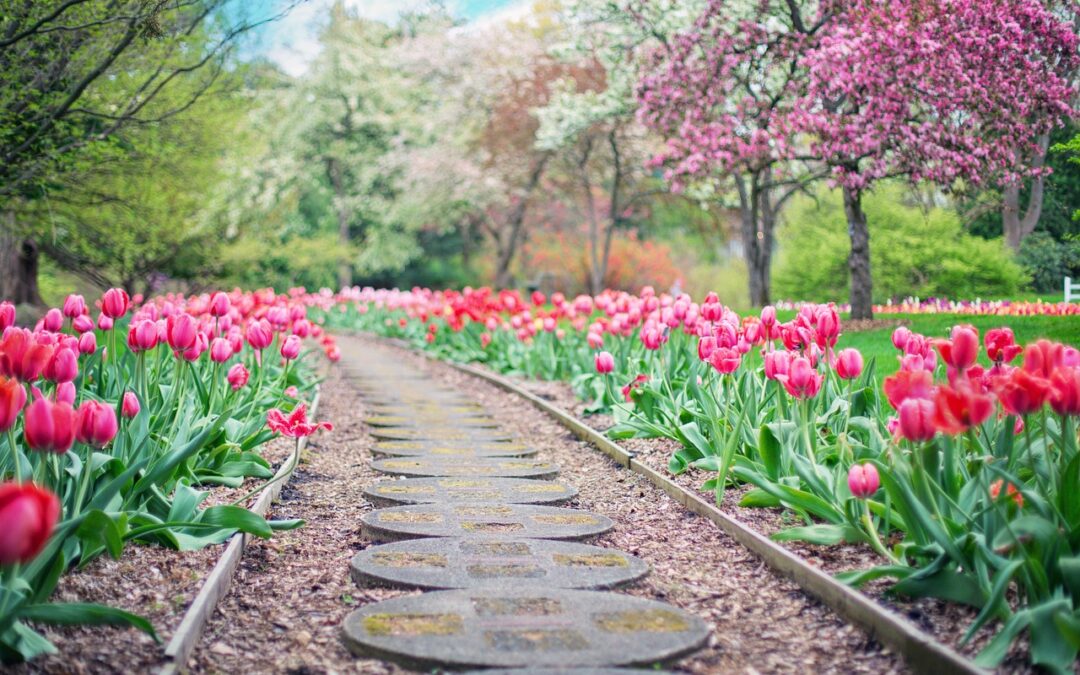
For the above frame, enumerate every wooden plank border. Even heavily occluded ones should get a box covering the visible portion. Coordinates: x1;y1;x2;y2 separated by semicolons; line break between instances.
157;386;322;675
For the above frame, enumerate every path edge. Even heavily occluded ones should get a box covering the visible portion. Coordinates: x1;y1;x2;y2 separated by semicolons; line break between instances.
157;385;323;675
367;335;985;675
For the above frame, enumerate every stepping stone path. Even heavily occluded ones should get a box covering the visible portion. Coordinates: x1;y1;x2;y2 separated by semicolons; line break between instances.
363;477;576;506
340;351;709;670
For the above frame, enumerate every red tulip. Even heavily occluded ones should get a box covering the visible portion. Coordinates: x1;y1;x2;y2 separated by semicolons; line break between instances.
898;398;936;442
990;479;1023;509
122;391;140;418
933;382;994;434
997;369;1051;416
227;363;249;390
835;348;864;380
74;400;118;447
23;397;76;453
595;351;614;374
985;327;1021;364
0;329;54;382
209;337;233;364
0;375;26;432
266;403;332;438
847;463;880;499
1049;368;1080;416
882;369;934;409
0;482;60;565
101;288;130;319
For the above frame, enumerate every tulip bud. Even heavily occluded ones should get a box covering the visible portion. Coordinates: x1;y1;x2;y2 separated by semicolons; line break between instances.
0;375;27;432
898;398;936;441
101;288;130;319
227;363;250;390
835;348;864;380
62;294;86;319
0;482;60;565
78;331;97;355
74;400;118;447
280;335;302;361
847;463;880;499
595;351;615;374
209;292;231;317
210;337;233;364
96;313;113;331
122;391;140;419
24;397;76;453
42;308;63;332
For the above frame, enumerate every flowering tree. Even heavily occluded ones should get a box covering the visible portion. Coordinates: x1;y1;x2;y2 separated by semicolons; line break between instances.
637;0;1077;317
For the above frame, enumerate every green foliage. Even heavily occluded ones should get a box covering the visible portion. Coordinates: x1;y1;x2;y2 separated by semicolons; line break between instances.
775;184;1027;302
1017;232;1080;292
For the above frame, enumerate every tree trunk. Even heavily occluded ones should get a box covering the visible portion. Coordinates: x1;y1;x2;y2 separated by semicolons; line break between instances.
843;185;873;320
1002;134;1050;252
0;210;44;307
734;174;774;307
326;157;352;289
493;153;550;289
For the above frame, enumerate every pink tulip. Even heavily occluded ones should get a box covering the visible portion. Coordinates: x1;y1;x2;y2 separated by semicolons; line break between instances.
209;337;233;364
777;356;823;399
227;363;250;390
24;397;76;453
209;292;231;317
280;335;302;361
96;313;113;331
42;308;63;332
62;294;86;319
0;482;60;565
595;351;615;374
182;332;208;362
74;400;117;447
78;332;97;355
760;305;777;330
127;319;158;352
891;326;912;351
55;382;76;405
708;347;741;375
835;348;864;380
43;347;77;383
246;320;273;351
898;398;936;442
166;314;197;351
72;314;94;334
0;376;26;432
847;463;880;499
122;391;140;418
0;302;15;331
763;350;791;381
101;288;130;319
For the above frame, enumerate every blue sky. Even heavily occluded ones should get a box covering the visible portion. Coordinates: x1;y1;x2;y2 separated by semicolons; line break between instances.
247;0;522;75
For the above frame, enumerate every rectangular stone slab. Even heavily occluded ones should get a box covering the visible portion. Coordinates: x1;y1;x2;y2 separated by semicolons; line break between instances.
364;477;576;506
371;441;537;459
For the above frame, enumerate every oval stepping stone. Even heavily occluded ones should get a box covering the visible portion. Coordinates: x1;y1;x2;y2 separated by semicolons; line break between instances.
340;588;709;670
360;504;612;542
364;478;576;506
371;457;558;480
370;427;514;442
365;415;498;428
469;670;668;675
351;538;647;590
372;441;536;459
369;404;487;417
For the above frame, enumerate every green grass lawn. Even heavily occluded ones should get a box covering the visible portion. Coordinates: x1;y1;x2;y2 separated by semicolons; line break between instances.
836;314;1080;377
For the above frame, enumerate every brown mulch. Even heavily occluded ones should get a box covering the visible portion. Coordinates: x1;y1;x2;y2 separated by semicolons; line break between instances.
506;362;1048;673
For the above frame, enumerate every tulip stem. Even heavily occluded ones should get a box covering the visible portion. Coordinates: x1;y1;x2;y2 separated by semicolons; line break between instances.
7;428;21;484
862;501;902;565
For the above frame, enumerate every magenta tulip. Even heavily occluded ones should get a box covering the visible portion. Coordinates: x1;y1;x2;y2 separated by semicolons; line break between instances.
74;400;118;447
0;482;60;565
595;351;615;374
121;391;140;419
847;463;880;499
835;348;864;380
24;397;76;453
101;288;130;319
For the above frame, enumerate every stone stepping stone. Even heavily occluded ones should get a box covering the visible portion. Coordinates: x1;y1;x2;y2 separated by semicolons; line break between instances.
468;670;668;674
371;457;558;479
368;404;488;417
351;538;647;590
364;477;576;506
369;427;515;442
360;504;612;542
340;588;709;670
365;414;499;428
372;440;536;459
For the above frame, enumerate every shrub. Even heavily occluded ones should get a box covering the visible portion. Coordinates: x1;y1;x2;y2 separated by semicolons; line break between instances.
1017;232;1080;292
774;183;1027;302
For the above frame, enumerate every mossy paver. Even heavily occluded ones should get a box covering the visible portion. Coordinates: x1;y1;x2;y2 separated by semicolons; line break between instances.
364;477;575;506
340;588;709;670
369;426;515;442
364;414;499;428
361;504;613;542
351;537;647;590
367;403;488;417
371;457;558;479
371;440;537;459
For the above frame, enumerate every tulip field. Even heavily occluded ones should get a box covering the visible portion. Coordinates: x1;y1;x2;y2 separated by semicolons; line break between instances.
0;288;336;662
324;286;1080;671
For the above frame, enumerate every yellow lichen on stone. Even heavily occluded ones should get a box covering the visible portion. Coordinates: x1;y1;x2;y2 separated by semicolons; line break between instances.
363;613;464;637
594;609;690;633
552;553;628;568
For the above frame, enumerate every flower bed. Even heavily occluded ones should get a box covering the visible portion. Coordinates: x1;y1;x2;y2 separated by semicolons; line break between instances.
0;288;335;663
324;285;1080;672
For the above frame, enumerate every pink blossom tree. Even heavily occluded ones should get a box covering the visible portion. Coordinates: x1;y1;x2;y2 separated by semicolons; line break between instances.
636;0;1077;318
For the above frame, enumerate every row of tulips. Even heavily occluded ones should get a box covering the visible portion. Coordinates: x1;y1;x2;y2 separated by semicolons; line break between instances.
324;285;1080;672
0;287;336;662
772;296;1080;316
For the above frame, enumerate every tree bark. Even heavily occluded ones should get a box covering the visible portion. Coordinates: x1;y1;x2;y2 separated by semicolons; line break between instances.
326;157;352;289
843;185;873;320
1002;134;1050;252
493;153;550;288
734;173;775;307
0;213;44;307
